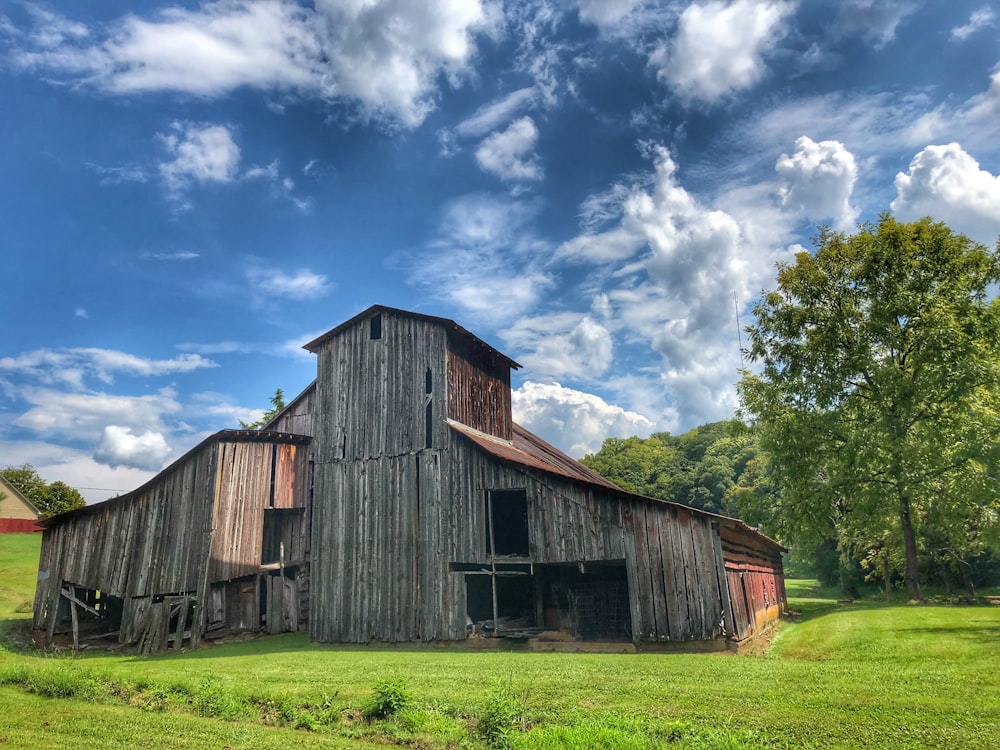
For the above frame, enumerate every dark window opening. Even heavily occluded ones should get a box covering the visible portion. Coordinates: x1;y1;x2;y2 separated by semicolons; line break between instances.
370;314;382;340
261;507;305;565
485;489;529;557
425;367;433;394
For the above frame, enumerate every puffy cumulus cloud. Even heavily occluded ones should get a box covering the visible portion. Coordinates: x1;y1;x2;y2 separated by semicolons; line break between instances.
475;117;543;182
246;266;330;300
650;0;794;104
512;381;654;457
14;387;181;442
951;8;995;41
891;143;1000;244
398;193;555;323
775;136;858;229
159;122;241;192
502;313;613;380
7;0;496;127
0;348;216;389
93;425;172;471
555;143;795;428
833;0;919;47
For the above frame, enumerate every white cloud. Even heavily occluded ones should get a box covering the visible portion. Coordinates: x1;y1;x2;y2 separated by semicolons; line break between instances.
454;87;538;138
0;348;217;388
951;8;995;40
833;0;920;47
143;251;200;261
512;381;654;457
8;0;496;127
93;425;172;471
475;117;543;181
552;143;797;428
14;387;181;443
650;0;794;104
246;267;330;300
775;136;858;229
575;0;644;29
502;313;613;380
891;143;1000;244
905;66;1000;155
74;308;88;319
159;122;241;191
398;193;554;323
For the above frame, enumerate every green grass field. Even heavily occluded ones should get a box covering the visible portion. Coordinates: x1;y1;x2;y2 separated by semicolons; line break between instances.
1;533;998;749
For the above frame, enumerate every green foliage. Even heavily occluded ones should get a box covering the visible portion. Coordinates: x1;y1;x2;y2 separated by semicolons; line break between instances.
0;464;85;519
580;420;771;520
362;675;412;720
740;215;1000;599
239;388;287;430
477;681;525;749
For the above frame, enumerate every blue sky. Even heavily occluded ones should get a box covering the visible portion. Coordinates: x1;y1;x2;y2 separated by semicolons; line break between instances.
2;0;999;503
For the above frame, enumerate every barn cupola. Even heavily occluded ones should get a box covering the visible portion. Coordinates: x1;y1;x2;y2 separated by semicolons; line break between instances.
303;305;520;459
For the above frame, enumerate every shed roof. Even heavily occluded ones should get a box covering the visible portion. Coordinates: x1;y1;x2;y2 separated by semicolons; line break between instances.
302;304;522;370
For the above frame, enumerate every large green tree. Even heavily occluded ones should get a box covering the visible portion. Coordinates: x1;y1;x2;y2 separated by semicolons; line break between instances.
740;215;1000;600
0;464;86;519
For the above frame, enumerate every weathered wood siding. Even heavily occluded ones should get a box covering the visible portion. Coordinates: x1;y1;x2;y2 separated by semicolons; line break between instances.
310;449;461;642
720;524;786;640
312;311;450;463
310;423;731;644
447;434;726;642
265;383;317;437
33;433;311;649
446;333;512;440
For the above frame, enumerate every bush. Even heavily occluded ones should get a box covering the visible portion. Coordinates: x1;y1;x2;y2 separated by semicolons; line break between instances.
477;682;524;749
362;676;411;720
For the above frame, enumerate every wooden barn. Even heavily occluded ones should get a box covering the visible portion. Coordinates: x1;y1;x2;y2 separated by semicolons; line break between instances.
33;305;785;651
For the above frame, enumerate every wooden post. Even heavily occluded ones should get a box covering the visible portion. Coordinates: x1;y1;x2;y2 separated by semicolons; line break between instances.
68;584;79;650
190;528;214;650
487;491;499;633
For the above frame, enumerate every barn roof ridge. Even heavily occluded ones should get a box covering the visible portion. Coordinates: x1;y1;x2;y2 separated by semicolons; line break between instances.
302;304;522;370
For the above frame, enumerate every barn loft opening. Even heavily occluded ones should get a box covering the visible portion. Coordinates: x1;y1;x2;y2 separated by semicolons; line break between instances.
486;489;529;557
370;314;382;340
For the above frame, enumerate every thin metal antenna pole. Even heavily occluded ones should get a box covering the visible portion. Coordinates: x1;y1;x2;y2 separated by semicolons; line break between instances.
734;291;744;367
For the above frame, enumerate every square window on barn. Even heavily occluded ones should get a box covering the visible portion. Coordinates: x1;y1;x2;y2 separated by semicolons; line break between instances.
485;489;529;557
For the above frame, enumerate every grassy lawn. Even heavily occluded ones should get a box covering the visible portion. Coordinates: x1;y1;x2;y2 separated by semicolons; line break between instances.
1;533;998;748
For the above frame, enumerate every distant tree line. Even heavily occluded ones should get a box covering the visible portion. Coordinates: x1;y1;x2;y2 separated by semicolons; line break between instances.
583;216;1000;599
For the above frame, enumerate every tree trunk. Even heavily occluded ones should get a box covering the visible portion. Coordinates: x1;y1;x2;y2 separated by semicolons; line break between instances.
883;554;892;601
899;493;921;600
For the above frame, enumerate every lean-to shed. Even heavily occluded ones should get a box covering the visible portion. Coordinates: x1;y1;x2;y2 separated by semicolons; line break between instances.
34;305;785;651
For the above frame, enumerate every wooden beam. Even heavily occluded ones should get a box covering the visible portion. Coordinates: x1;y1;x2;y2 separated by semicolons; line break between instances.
61;586;100;618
